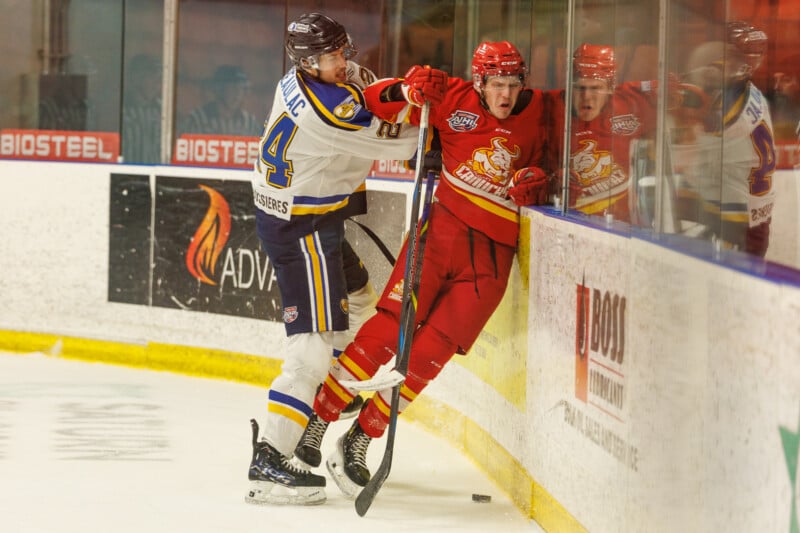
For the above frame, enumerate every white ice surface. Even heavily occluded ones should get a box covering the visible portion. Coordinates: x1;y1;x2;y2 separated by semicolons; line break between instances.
0;352;543;533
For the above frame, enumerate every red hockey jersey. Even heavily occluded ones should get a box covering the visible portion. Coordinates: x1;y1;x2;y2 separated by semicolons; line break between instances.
546;81;659;223
365;77;547;247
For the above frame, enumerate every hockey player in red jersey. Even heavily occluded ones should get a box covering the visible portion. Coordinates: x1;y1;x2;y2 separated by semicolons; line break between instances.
547;43;660;223
294;41;550;499
245;12;448;506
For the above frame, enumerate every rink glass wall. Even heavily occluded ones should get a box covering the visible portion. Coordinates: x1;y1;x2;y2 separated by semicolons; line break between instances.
0;0;798;268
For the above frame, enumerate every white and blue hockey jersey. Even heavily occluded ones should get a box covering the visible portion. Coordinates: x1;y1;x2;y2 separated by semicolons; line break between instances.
252;62;418;240
671;80;777;253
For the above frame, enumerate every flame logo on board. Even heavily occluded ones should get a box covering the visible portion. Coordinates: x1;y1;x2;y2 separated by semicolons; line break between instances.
185;184;231;285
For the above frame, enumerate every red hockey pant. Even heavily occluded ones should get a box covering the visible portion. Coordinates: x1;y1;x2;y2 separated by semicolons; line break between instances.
314;204;515;437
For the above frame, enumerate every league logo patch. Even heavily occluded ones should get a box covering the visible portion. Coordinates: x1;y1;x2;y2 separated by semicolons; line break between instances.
334;102;357;120
447;110;479;132
283;306;298;323
610;114;641;135
340;298;349;314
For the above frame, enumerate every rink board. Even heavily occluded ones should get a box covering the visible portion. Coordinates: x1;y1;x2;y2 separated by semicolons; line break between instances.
0;159;799;532
523;208;800;532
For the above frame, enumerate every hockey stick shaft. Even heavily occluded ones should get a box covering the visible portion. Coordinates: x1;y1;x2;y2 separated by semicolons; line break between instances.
356;101;433;517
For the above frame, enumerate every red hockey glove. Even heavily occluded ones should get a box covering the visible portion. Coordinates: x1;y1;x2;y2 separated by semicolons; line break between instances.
745;220;770;257
402;65;448;106
508;166;549;206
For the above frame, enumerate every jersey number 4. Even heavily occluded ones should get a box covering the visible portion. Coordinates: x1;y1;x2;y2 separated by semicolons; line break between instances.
749;121;775;197
259;112;297;188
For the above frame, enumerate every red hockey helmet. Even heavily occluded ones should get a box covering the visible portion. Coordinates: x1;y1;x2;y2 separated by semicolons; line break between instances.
573;43;616;87
471;41;528;92
726;21;767;80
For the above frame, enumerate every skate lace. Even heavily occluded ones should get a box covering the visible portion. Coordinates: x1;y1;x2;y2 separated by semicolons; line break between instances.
279;454;312;475
303;417;328;449
350;431;370;469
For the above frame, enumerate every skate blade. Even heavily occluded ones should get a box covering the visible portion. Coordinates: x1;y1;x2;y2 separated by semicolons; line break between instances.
325;453;362;500
245;480;326;506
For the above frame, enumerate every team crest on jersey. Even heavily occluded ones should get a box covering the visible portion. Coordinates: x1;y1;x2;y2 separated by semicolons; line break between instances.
334;102;358;120
610;114;641;135
388;280;404;302
447;110;479;132
340;299;349;314
283;306;298;323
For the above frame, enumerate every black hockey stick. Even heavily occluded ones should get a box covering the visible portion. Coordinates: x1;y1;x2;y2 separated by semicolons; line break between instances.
356;101;434;517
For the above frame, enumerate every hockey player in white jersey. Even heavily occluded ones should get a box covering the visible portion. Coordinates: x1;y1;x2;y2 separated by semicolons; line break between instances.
671;21;776;256
246;12;448;505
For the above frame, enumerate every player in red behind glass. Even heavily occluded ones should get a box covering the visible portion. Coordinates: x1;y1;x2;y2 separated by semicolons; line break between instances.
293;41;550;499
547;43;661;224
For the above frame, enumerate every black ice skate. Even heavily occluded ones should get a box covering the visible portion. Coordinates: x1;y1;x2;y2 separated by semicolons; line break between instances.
245;419;326;506
326;417;372;499
293;389;362;468
293;411;329;468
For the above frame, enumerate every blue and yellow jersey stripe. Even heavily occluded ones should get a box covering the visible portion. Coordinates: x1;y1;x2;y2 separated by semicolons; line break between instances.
292;193;352;216
267;389;312;427
296;71;372;131
299;232;332;332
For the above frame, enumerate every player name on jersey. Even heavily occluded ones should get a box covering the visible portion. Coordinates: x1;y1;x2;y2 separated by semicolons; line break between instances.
252;188;292;221
0;129;119;162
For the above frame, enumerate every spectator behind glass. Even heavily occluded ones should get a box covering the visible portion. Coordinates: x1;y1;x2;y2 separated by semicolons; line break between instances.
122;53;162;164
38;74;89;131
770;67;800;141
182;65;261;136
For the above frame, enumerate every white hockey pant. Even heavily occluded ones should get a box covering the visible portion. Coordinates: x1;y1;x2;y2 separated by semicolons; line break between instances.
333;282;378;354
262;331;333;456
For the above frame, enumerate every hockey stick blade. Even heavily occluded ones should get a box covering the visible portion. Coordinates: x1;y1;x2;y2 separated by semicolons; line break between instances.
355;385;401;516
338;369;406;392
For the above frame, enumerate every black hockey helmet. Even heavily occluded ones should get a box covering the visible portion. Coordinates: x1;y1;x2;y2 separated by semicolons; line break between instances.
285;13;356;69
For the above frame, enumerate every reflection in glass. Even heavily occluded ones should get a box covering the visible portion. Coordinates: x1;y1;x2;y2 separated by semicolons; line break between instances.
181;65;260;137
122;54;162;164
669;20;776;257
